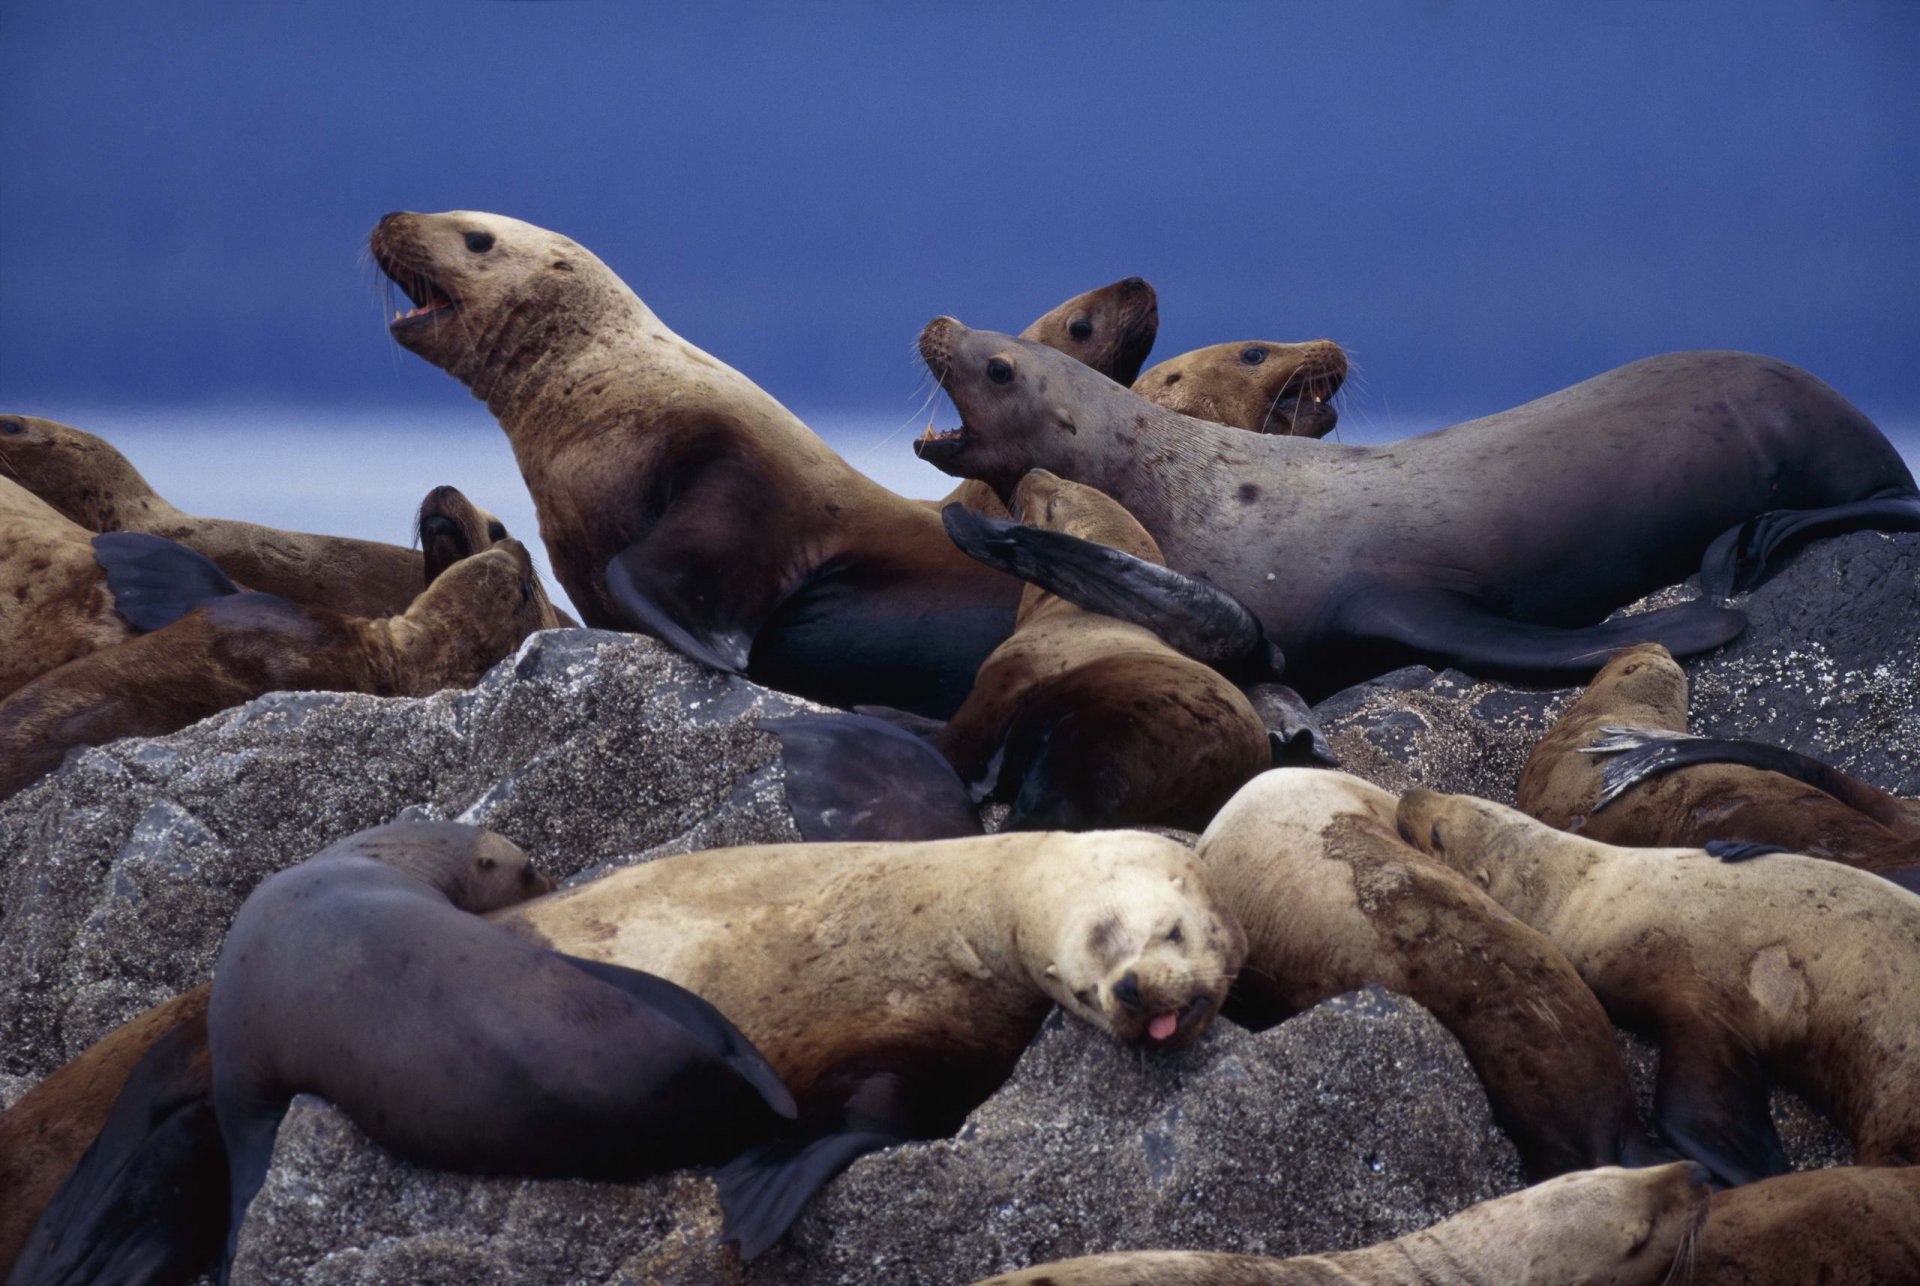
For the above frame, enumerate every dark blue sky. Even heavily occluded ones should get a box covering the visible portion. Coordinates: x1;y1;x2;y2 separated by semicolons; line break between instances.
4;1;1917;428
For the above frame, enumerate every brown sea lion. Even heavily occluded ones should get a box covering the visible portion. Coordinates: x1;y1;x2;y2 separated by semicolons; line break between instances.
0;533;547;801
1132;339;1348;437
1690;1165;1920;1285
371;210;1020;719
0;478;136;700
1196;769;1662;1179
1396;789;1920;1186
913;322;1920;695
929;472;1270;830
969;1161;1712;1286
416;483;576;628
0;414;425;618
495;829;1246;1256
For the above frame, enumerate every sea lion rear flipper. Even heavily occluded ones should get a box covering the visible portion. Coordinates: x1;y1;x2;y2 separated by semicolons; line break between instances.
1243;683;1337;767
755;713;983;842
91;531;241;632
551;953;796;1119
1651;1015;1789;1188
1339;585;1748;676
1700;494;1920;597
1586;729;1916;830
713;1128;903;1261
940;504;1280;678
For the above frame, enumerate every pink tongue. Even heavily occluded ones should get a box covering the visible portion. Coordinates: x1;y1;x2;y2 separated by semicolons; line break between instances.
1148;1012;1178;1042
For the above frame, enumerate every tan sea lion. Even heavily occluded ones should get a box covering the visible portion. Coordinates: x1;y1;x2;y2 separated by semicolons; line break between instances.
969;1161;1712;1286
496;829;1246;1256
416;483;576;628
1396;788;1920;1185
1133;339;1348;437
913;322;1920;695
0;414;425;618
1690;1165;1920;1285
929;472;1270;830
371;210;1021;719
1196;769;1661;1179
0;478;135;700
1518;643;1920;886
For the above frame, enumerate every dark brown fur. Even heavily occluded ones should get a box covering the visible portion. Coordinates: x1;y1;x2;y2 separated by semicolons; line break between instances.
1690;1166;1920;1285
0;477;133;700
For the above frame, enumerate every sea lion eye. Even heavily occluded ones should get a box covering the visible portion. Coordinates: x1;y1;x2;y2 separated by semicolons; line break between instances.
1068;317;1093;341
486;520;507;541
986;357;1014;386
478;856;497;871
1167;925;1183;944
0;419;20;435
1241;346;1267;365
465;231;495;253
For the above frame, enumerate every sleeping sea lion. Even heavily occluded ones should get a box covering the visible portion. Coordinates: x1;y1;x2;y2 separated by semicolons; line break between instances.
1132;339;1348;437
1396;789;1920;1185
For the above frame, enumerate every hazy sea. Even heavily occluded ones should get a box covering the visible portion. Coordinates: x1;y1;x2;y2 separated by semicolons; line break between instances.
21;402;1920;623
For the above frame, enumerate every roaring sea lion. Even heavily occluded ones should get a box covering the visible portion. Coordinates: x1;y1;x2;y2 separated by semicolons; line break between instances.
0;414;425;618
0;478;134;700
969;1161;1712;1286
495;830;1246;1255
1197;769;1662;1179
1518;643;1920;886
913;324;1920;694
1690;1165;1920;1285
1132;339;1348;437
930;471;1271;830
370;210;1020;719
209;821;800;1273
1396;789;1920;1185
416;483;577;628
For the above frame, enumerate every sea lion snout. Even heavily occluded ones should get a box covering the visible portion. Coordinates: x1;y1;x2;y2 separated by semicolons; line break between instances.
918;316;963;377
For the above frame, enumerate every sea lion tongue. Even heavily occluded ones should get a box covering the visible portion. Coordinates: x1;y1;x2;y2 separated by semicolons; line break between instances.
1148;1012;1178;1042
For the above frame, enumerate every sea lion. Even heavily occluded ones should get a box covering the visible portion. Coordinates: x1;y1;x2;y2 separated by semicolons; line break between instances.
0;533;548;801
914;324;1920;694
929;471;1271;830
1395;789;1920;1185
1196;769;1661;1179
968;1161;1712;1286
1517;643;1920;885
1132;339;1348;437
495;829;1246;1256
0;414;426;618
0;478;134;700
416;483;576;628
1690;1165;1920;1285
371;210;1020;719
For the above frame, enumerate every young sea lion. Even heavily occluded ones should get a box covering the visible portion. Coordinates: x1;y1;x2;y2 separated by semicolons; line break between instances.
0;414;426;618
0;478;134;700
1690;1165;1920;1285
1197;769;1661;1179
913;323;1920;694
416;483;576;628
1396;789;1920;1185
968;1161;1712;1286
1517;643;1920;886
1133;339;1348;437
370;210;1021;719
494;829;1246;1256
930;471;1270;830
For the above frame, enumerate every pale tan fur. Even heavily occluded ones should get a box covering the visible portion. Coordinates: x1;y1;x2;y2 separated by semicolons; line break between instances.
1134;340;1347;437
0;477;132;699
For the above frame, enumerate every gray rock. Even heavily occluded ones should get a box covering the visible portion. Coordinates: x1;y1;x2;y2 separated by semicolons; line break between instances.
233;989;1524;1285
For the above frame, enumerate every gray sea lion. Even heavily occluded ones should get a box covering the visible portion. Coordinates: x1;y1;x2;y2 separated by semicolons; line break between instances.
0;478;134;700
913;324;1920;694
1396;789;1920;1186
0;414;426;618
1133;338;1347;437
969;1161;1712;1286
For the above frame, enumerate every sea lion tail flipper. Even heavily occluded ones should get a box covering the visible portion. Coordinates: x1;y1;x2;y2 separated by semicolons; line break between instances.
1704;840;1798;862
755;713;983;842
1243;683;1338;767
1651;1011;1789;1188
91;531;241;632
940;504;1279;678
713;1128;903;1261
550;953;796;1119
1700;494;1920;597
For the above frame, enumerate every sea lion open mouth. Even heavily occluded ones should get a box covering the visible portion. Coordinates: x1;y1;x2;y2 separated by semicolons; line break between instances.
1267;364;1345;437
914;422;970;464
373;245;458;332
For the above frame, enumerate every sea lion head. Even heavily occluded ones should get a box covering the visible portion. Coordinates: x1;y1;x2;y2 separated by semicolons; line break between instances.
1022;833;1245;1050
415;485;568;630
1394;788;1548;902
1576;643;1689;726
1009;470;1161;563
0;414;158;530
1442;1162;1712;1285
326;820;553;911
1019;276;1159;386
396;536;552;684
1133;339;1347;437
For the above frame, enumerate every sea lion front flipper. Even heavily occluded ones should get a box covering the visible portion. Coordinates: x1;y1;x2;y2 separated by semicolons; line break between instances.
1338;584;1748;676
1704;840;1798;862
91;531;241;632
850;704;948;738
1587;730;1917;831
940;503;1280;679
1243;683;1337;766
713;1128;904;1260
1651;1013;1789;1188
1700;494;1920;597
551;953;796;1119
755;713;983;841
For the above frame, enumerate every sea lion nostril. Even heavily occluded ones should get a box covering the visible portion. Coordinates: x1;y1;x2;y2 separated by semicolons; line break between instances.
1113;972;1144;1009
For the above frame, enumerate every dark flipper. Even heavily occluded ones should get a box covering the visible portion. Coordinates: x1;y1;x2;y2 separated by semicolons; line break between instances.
1244;683;1338;767
1705;840;1797;862
1339;584;1747;678
755;713;982;842
13;1014;227;1286
713;1129;902;1261
1652;1018;1789;1188
850;704;947;739
91;532;241;632
1700;494;1920;598
551;953;795;1119
940;504;1282;679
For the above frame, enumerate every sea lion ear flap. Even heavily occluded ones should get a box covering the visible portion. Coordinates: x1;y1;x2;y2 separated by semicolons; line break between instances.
755;712;983;842
91;532;242;632
940;503;1278;680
